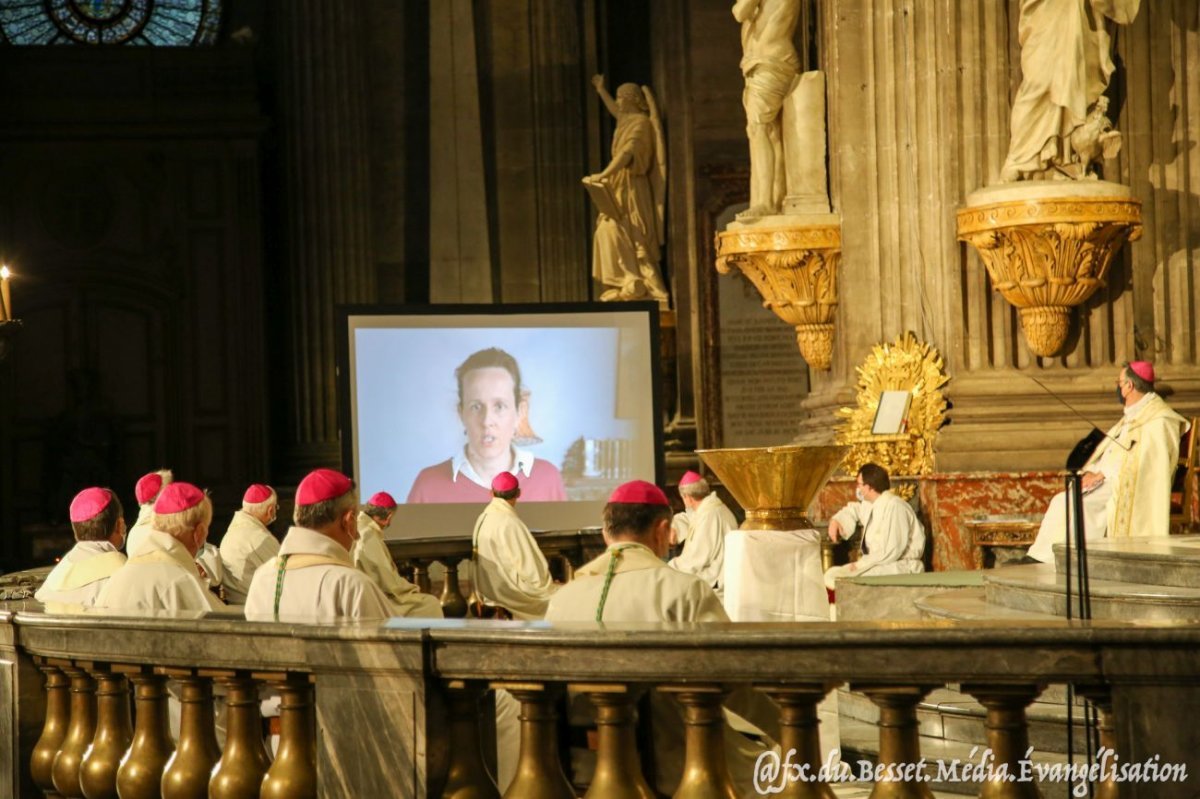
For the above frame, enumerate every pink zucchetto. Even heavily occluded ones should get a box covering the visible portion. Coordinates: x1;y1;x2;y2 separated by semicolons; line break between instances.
491;473;519;493
296;468;353;505
135;472;164;505
154;482;206;515
1127;361;1155;384
69;487;112;523
608;480;670;507
368;491;397;509
679;470;703;486
243;484;274;504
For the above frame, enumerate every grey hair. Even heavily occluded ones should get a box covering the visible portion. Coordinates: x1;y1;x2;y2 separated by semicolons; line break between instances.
679;478;711;499
154;497;213;541
243;489;278;516
295;490;358;529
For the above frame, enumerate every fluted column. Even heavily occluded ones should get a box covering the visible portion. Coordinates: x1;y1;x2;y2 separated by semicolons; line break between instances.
160;671;220;799
114;668;175;799
440;681;501;799
259;673;317;799
275;0;376;473
582;685;655;799
51;664;96;799
209;672;271;799
31;660;70;798
78;666;132;799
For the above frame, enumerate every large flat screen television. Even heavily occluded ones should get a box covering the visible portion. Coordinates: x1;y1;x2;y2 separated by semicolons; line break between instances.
337;302;663;536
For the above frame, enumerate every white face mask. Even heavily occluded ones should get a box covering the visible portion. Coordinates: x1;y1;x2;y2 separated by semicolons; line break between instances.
855;486;866;502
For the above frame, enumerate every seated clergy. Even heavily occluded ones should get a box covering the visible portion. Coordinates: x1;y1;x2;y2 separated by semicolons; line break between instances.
96;482;226;613
35;487;127;609
668;470;736;591
351;491;443;618
543;480;768;796
245;469;440;622
126;469;172;556
823;463;925;591
470;472;557;620
219;483;281;605
1027;361;1191;566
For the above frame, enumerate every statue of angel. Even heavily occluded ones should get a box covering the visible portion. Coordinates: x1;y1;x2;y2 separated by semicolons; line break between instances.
583;74;669;303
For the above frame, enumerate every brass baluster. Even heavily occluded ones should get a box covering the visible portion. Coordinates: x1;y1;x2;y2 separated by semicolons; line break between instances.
441;560;469;618
159;669;221;799
79;665;133;799
659;684;737;799
51;662;97;799
413;560;433;594
258;672;317;799
208;671;271;799
757;683;837;799
441;680;501;799
1076;685;1117;799
581;684;655;799
491;681;572;799
961;684;1043;799
853;684;936;799
114;667;175;799
31;658;70;798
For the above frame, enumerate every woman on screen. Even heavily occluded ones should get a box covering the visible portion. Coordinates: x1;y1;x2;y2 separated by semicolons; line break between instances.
406;347;568;503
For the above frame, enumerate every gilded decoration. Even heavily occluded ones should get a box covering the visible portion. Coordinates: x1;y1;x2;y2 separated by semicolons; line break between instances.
836;333;949;496
715;223;841;369
957;193;1142;357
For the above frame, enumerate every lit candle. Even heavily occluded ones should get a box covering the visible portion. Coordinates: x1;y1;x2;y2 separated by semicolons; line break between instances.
0;266;9;323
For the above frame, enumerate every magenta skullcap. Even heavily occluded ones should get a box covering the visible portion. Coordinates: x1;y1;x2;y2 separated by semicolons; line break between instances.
69;487;113;523
679;470;703;486
243;484;274;504
608;480;670;506
296;468;353;505
491;473;519;493
1128;361;1155;383
154;482;206;515
368;491;397;509
135;472;164;505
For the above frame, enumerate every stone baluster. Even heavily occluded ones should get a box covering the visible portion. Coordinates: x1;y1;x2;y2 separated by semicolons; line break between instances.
413;560;433;594
580;684;655;799
159;669;221;799
758;683;837;799
258;672;317;799
852;684;936;799
658;684;738;798
31;658;70;798
1076;685;1118;799
961;684;1043;799
208;670;271;799
440;680;500;799
440;560;469;618
51;662;97;799
492;682;573;798
114;666;175;799
78;664;133;799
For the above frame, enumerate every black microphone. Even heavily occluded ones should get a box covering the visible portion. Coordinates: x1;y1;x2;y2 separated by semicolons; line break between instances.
1026;376;1133;470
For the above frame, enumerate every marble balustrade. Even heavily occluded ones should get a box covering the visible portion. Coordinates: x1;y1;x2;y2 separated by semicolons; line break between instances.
1;611;1198;798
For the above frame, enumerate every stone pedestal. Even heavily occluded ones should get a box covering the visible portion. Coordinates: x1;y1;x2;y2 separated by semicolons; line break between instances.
715;216;842;370
957;181;1143;358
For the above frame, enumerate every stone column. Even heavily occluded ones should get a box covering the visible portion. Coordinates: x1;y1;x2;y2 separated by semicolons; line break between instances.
274;0;376;474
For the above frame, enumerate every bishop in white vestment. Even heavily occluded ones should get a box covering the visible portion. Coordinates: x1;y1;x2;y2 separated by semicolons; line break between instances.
219;483;281;604
470;473;556;619
824;464;925;591
1028;362;1191;565
351;491;444;618
36;487;127;610
125;469;172;557
667;471;736;591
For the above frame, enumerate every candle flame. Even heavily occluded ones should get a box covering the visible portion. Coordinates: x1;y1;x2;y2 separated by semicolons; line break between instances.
0;266;8;279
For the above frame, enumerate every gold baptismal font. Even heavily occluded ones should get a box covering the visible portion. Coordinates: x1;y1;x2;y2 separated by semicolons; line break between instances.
697;444;847;531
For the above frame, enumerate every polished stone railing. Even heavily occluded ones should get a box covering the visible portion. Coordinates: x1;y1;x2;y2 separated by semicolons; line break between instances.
1;609;1196;798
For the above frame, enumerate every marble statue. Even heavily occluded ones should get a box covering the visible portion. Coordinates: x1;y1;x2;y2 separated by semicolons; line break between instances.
1000;0;1141;182
584;75;669;303
733;0;801;219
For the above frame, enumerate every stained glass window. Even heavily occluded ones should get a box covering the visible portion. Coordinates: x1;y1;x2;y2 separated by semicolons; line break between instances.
0;0;222;46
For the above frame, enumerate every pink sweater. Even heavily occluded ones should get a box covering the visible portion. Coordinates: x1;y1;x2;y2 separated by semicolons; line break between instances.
406;458;568;503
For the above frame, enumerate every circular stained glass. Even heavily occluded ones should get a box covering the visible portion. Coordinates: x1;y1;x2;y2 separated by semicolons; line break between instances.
0;0;222;46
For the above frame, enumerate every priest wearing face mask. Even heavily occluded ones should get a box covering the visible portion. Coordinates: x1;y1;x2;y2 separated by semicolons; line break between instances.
823;463;925;591
1026;361;1191;566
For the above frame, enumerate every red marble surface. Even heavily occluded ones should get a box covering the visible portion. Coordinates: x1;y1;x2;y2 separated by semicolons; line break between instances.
812;472;1064;571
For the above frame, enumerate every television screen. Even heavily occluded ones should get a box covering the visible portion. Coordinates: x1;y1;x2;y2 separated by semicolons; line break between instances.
337;303;663;536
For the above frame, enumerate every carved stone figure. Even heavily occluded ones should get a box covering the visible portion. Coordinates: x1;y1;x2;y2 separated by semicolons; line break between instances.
1000;0;1141;182
733;0;801;219
584;75;669;303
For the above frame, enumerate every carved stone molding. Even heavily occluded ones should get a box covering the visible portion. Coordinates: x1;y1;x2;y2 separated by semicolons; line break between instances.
715;221;842;370
957;186;1143;358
